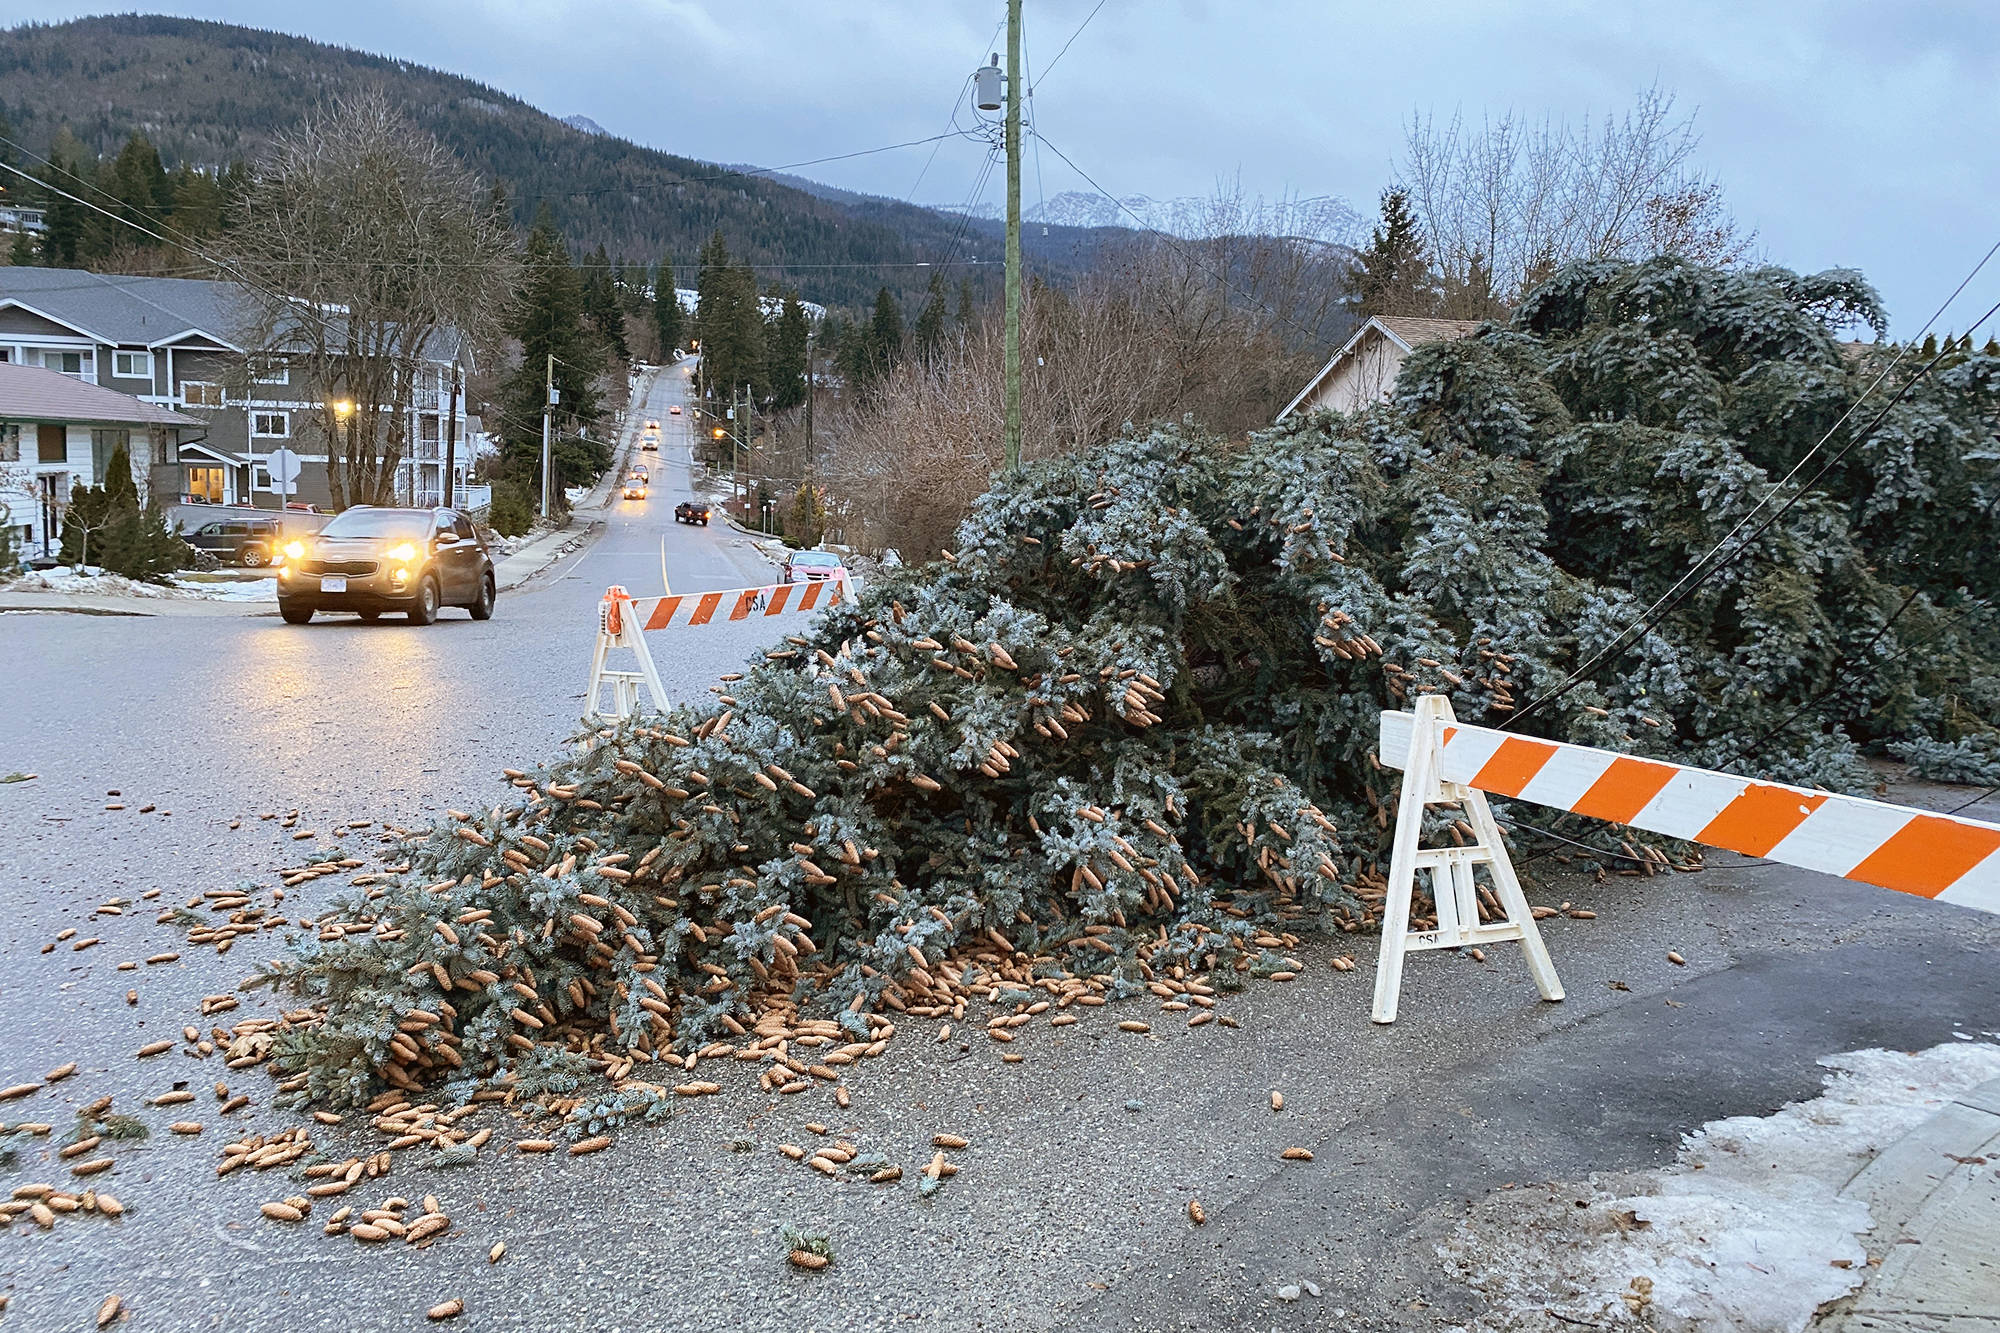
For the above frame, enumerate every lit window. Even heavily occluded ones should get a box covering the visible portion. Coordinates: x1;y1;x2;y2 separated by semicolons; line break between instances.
182;382;224;408
252;411;290;438
113;350;153;380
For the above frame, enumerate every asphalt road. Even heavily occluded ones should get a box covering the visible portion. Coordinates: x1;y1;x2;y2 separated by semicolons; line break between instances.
0;378;1997;1330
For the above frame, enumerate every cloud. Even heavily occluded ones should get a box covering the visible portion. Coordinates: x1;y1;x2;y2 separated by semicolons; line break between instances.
20;1;1997;332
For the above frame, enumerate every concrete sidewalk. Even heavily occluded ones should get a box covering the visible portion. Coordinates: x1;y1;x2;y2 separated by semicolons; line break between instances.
1826;1076;2000;1330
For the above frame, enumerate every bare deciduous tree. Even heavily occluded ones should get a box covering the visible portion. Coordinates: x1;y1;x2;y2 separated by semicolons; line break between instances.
225;93;517;508
810;194;1346;559
1400;85;1754;304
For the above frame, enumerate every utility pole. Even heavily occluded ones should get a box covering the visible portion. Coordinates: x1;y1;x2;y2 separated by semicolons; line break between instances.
1003;0;1023;472
539;352;555;519
977;4;1025;472
442;363;461;509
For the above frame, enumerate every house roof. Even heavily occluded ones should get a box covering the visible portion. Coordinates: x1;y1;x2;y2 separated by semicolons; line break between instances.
0;267;254;350
0;267;468;366
0;362;205;428
1277;315;1483;422
1371;317;1482;349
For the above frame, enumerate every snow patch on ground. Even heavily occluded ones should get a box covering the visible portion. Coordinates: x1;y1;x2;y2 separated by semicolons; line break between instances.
5;567;276;601
1440;1041;2000;1332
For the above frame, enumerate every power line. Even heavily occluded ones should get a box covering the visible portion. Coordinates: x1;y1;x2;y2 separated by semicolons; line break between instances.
1029;128;1342;353
1037;0;1109;84
1505;282;2000;728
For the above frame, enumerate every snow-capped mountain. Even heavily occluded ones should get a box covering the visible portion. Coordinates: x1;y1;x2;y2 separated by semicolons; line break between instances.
563;114;609;137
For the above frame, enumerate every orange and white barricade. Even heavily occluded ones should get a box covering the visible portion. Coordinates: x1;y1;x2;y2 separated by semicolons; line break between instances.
585;574;856;721
1372;696;2000;1022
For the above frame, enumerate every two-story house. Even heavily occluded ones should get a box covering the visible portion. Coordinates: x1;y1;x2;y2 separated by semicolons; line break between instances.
0;267;473;524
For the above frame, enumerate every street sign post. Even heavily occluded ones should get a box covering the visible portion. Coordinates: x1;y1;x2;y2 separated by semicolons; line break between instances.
266;447;301;513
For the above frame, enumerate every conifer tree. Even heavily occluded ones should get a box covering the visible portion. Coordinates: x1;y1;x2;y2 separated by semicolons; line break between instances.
38;150;86;266
1353;187;1438;318
868;286;904;381
582;243;629;361
653;254;684;355
255;255;2000;1111
767;288;809;411
499;207;603;501
956;279;975;328
912;271;947;364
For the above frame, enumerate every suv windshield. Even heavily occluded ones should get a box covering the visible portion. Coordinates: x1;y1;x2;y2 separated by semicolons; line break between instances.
320;510;431;540
793;551;840;567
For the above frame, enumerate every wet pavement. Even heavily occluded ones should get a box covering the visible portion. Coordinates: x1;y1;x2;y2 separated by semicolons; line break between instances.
1;370;1998;1329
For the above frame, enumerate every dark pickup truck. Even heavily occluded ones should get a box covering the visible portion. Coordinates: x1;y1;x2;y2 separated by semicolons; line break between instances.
674;501;712;526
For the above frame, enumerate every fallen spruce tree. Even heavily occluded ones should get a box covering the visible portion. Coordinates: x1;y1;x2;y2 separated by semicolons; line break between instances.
257;257;2000;1110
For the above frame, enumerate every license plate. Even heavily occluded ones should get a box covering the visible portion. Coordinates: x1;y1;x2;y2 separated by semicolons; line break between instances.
320;576;347;593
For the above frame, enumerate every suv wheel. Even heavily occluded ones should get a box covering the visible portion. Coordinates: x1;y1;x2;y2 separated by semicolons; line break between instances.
241;544;268;567
407;575;440;625
279;600;313;625
468;573;495;621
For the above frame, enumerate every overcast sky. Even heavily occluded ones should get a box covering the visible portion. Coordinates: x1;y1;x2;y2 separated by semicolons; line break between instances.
20;1;2000;335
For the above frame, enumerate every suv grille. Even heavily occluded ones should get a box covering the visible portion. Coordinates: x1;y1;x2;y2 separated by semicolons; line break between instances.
305;559;378;576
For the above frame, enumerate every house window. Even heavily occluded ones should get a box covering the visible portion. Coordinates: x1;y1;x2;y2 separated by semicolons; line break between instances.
37;424;67;463
0;424;18;463
187;465;225;504
253;466;272;491
91;428;130;484
182;381;224;408
252;362;289;385
251;411;291;438
113;350;153;380
35;349;85;377
419;415;440;442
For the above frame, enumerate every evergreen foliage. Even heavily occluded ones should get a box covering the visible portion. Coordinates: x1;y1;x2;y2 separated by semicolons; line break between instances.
652;255;683;355
57;444;187;580
1352;188;1438;318
255;256;2000;1109
581;243;629;362
497;207;605;501
767;291;810;412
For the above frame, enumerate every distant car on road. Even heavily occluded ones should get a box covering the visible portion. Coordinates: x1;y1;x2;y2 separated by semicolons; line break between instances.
276;506;494;626
623;480;648;500
674;501;711;526
668;405;682;415
782;549;846;584
645;420;660;432
641;436;658;452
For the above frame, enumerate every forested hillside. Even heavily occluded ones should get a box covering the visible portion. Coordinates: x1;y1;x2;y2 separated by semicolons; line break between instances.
0;14;1109;309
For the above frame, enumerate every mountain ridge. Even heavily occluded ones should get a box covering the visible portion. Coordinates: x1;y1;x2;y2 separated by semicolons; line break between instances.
0;14;1117;309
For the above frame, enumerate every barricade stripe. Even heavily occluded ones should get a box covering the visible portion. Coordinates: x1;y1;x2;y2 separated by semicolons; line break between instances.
644;595;682;631
1631;770;1742;838
1516;746;1623;813
689;592;723;626
1696;785;1827;858
730;589;759;620
1570;756;1679;825
1469;737;1559;797
1847;815;2000;900
800;580;824;610
1380;707;2000;918
766;583;793;615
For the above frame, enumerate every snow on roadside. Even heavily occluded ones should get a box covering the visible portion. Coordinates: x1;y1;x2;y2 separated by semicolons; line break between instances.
1439;1040;2000;1332
5;567;275;602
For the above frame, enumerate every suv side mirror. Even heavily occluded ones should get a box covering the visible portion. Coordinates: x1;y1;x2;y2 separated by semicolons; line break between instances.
434;532;459;547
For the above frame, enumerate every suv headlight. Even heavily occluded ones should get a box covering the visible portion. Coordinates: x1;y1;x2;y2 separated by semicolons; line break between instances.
388;543;418;562
283;540;305;560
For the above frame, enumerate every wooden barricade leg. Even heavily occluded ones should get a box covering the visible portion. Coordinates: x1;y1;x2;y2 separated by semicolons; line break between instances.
1371;694;1563;1024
